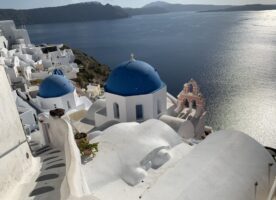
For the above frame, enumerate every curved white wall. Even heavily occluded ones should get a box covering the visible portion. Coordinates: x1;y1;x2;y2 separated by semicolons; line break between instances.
142;130;276;200
37;90;78;112
48;117;94;199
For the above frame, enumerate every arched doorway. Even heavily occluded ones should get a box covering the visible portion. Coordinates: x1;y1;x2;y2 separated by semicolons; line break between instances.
113;103;120;119
192;100;197;109
184;99;189;108
136;104;143;120
157;100;162;115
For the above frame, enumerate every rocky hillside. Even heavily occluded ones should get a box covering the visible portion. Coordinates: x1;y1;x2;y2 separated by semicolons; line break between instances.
62;46;110;88
0;2;128;25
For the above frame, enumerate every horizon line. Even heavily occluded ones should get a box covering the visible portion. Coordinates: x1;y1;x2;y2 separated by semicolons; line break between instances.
1;1;276;10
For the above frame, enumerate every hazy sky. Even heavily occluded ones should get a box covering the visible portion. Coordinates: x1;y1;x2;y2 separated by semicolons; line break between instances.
1;0;276;9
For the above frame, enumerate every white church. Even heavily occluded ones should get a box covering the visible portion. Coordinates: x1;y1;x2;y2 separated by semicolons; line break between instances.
94;56;167;125
36;69;91;112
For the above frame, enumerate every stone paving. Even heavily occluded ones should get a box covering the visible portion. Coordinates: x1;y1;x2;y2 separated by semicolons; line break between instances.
16;141;66;200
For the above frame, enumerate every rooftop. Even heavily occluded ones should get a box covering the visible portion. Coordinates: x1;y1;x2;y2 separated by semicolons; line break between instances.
105;59;165;96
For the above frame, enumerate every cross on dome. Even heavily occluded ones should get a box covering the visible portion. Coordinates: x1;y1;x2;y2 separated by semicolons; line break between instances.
130;53;136;61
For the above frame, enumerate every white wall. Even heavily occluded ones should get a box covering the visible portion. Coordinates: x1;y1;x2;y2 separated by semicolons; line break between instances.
20;109;37;132
95;111;109;127
0;21;31;47
0;21;17;48
37;95;64;111
0;35;8;49
14;29;31;45
47;117;93;200
30;71;48;80
0;66;33;199
104;86;167;123
47;49;75;67
105;92;127;121
37;91;78;112
142;130;276;200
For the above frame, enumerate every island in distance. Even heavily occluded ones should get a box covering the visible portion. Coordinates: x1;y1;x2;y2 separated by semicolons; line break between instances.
0;1;276;25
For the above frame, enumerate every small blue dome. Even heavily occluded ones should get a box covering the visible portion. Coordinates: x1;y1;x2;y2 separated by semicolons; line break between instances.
52;69;64;76
38;75;75;98
105;60;164;96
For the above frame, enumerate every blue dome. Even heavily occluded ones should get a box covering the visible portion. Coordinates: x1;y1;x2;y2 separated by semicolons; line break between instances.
105;60;165;96
38;75;75;98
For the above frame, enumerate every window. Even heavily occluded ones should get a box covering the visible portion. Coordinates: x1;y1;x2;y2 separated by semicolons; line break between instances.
113;103;120;119
184;99;189;107
189;84;193;93
192;100;197;109
157;100;162;115
136;104;143;120
67;101;71;109
54;104;57;109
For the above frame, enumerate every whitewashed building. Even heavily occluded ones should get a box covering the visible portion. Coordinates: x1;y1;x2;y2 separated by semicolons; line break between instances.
0;20;31;48
93;57;167;126
0;30;8;49
36;71;91;112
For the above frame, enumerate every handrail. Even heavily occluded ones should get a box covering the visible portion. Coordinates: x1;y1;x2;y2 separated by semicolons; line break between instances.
58;119;90;199
0;139;27;159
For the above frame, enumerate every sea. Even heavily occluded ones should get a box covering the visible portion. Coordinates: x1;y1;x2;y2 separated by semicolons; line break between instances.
27;11;276;148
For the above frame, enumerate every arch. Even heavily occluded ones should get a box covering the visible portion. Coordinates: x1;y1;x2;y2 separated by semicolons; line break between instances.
136;104;143;120
192;100;197;109
184;99;189;108
157;100;162;115
113;103;120;119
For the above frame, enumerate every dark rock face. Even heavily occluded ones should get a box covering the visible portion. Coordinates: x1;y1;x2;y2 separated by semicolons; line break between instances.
0;2;129;25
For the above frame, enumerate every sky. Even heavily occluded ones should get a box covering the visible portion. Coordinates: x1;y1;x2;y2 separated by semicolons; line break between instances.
1;0;276;9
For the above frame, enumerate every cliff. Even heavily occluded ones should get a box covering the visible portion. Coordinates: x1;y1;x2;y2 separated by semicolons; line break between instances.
202;4;276;12
62;46;110;88
0;2;129;25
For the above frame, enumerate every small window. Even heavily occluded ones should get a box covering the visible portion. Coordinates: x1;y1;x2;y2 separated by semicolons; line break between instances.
192;100;197;109
54;104;57;109
189;84;193;93
157;100;162;115
113;103;120;119
184;99;189;107
67;101;71;109
136;105;143;120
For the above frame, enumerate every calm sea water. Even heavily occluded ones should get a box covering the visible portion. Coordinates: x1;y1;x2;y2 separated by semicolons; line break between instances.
27;11;276;148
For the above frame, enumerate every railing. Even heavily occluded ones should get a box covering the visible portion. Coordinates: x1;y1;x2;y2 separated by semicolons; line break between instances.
0;139;27;159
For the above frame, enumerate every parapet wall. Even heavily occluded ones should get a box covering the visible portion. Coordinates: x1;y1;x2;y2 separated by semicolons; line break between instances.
48;117;92;199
